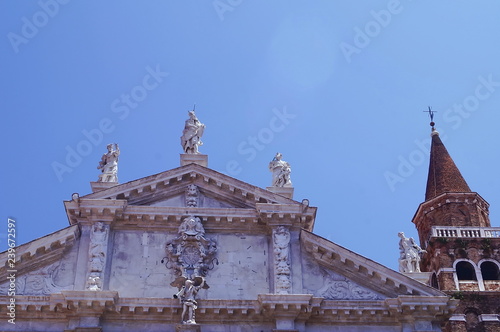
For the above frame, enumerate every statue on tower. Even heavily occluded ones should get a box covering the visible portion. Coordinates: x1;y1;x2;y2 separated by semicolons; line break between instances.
97;143;120;182
181;110;205;154
269;152;292;187
398;232;426;273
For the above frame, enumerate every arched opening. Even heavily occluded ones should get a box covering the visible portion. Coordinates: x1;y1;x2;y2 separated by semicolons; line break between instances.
456;261;477;281
481;261;500;281
431;273;439;289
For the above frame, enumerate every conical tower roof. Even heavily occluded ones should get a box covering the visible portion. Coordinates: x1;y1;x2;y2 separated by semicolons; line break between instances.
425;129;471;201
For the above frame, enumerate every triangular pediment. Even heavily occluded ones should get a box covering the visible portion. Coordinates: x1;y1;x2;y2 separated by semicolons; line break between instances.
82;163;297;209
300;230;445;299
0;225;80;295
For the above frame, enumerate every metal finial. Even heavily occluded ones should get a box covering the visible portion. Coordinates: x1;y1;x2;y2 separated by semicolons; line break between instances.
423;106;437;128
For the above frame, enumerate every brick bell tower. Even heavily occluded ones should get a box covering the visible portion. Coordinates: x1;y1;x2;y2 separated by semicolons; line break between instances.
411;113;500;332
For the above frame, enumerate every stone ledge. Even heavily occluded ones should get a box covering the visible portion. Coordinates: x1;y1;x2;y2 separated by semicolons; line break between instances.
90;181;117;193
181;154;208;167
266;186;294;199
176;324;201;332
402;272;432;285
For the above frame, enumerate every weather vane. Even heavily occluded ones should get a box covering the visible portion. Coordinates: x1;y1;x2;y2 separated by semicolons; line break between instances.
424;106;437;129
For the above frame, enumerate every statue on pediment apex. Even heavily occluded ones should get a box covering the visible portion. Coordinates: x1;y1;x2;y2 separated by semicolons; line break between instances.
181;110;205;154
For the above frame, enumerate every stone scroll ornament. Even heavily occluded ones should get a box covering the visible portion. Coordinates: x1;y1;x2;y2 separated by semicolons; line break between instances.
86;222;109;291
163;215;216;324
273;226;292;294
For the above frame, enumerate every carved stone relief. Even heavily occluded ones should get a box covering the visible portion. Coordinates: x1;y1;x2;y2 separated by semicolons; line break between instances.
185;184;199;207
273;226;291;294
0;261;74;295
164;215;215;325
302;259;384;300
163;215;217;279
86;222;109;291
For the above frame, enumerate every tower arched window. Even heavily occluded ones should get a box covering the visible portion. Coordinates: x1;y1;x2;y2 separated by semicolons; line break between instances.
456;261;477;281
480;261;500;281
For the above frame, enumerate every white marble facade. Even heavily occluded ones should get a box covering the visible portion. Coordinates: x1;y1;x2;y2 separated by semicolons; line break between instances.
0;161;455;331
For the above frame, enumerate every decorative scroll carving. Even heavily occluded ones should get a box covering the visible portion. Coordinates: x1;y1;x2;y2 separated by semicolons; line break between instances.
86;222;109;290
163;215;217;279
302;259;384;300
0;261;74;295
322;280;383;300
273;226;291;294
164;215;215;325
185;184;199;207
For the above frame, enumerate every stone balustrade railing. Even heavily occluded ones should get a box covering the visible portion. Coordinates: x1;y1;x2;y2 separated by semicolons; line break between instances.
430;226;500;239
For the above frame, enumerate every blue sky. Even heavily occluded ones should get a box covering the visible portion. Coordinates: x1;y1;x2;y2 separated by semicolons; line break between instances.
1;1;500;271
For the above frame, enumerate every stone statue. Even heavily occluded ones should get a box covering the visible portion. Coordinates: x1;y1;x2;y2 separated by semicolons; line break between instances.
97;143;120;182
398;232;426;273
173;276;207;325
181;111;205;154
269;153;292;187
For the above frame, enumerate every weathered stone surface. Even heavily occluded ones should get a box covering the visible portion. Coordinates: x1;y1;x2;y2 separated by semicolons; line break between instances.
0;163;457;331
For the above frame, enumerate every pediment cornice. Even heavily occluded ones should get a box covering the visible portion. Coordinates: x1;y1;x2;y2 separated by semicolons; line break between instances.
300;230;446;298
82;164;299;207
0;225;80;278
64;164;317;232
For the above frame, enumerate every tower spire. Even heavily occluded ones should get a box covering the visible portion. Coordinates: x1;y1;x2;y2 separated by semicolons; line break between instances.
423;108;470;201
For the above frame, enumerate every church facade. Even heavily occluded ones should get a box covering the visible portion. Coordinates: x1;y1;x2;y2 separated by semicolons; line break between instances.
0;113;498;331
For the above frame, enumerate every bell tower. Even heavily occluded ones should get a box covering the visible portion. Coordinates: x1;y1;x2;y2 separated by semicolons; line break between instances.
411;115;500;331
